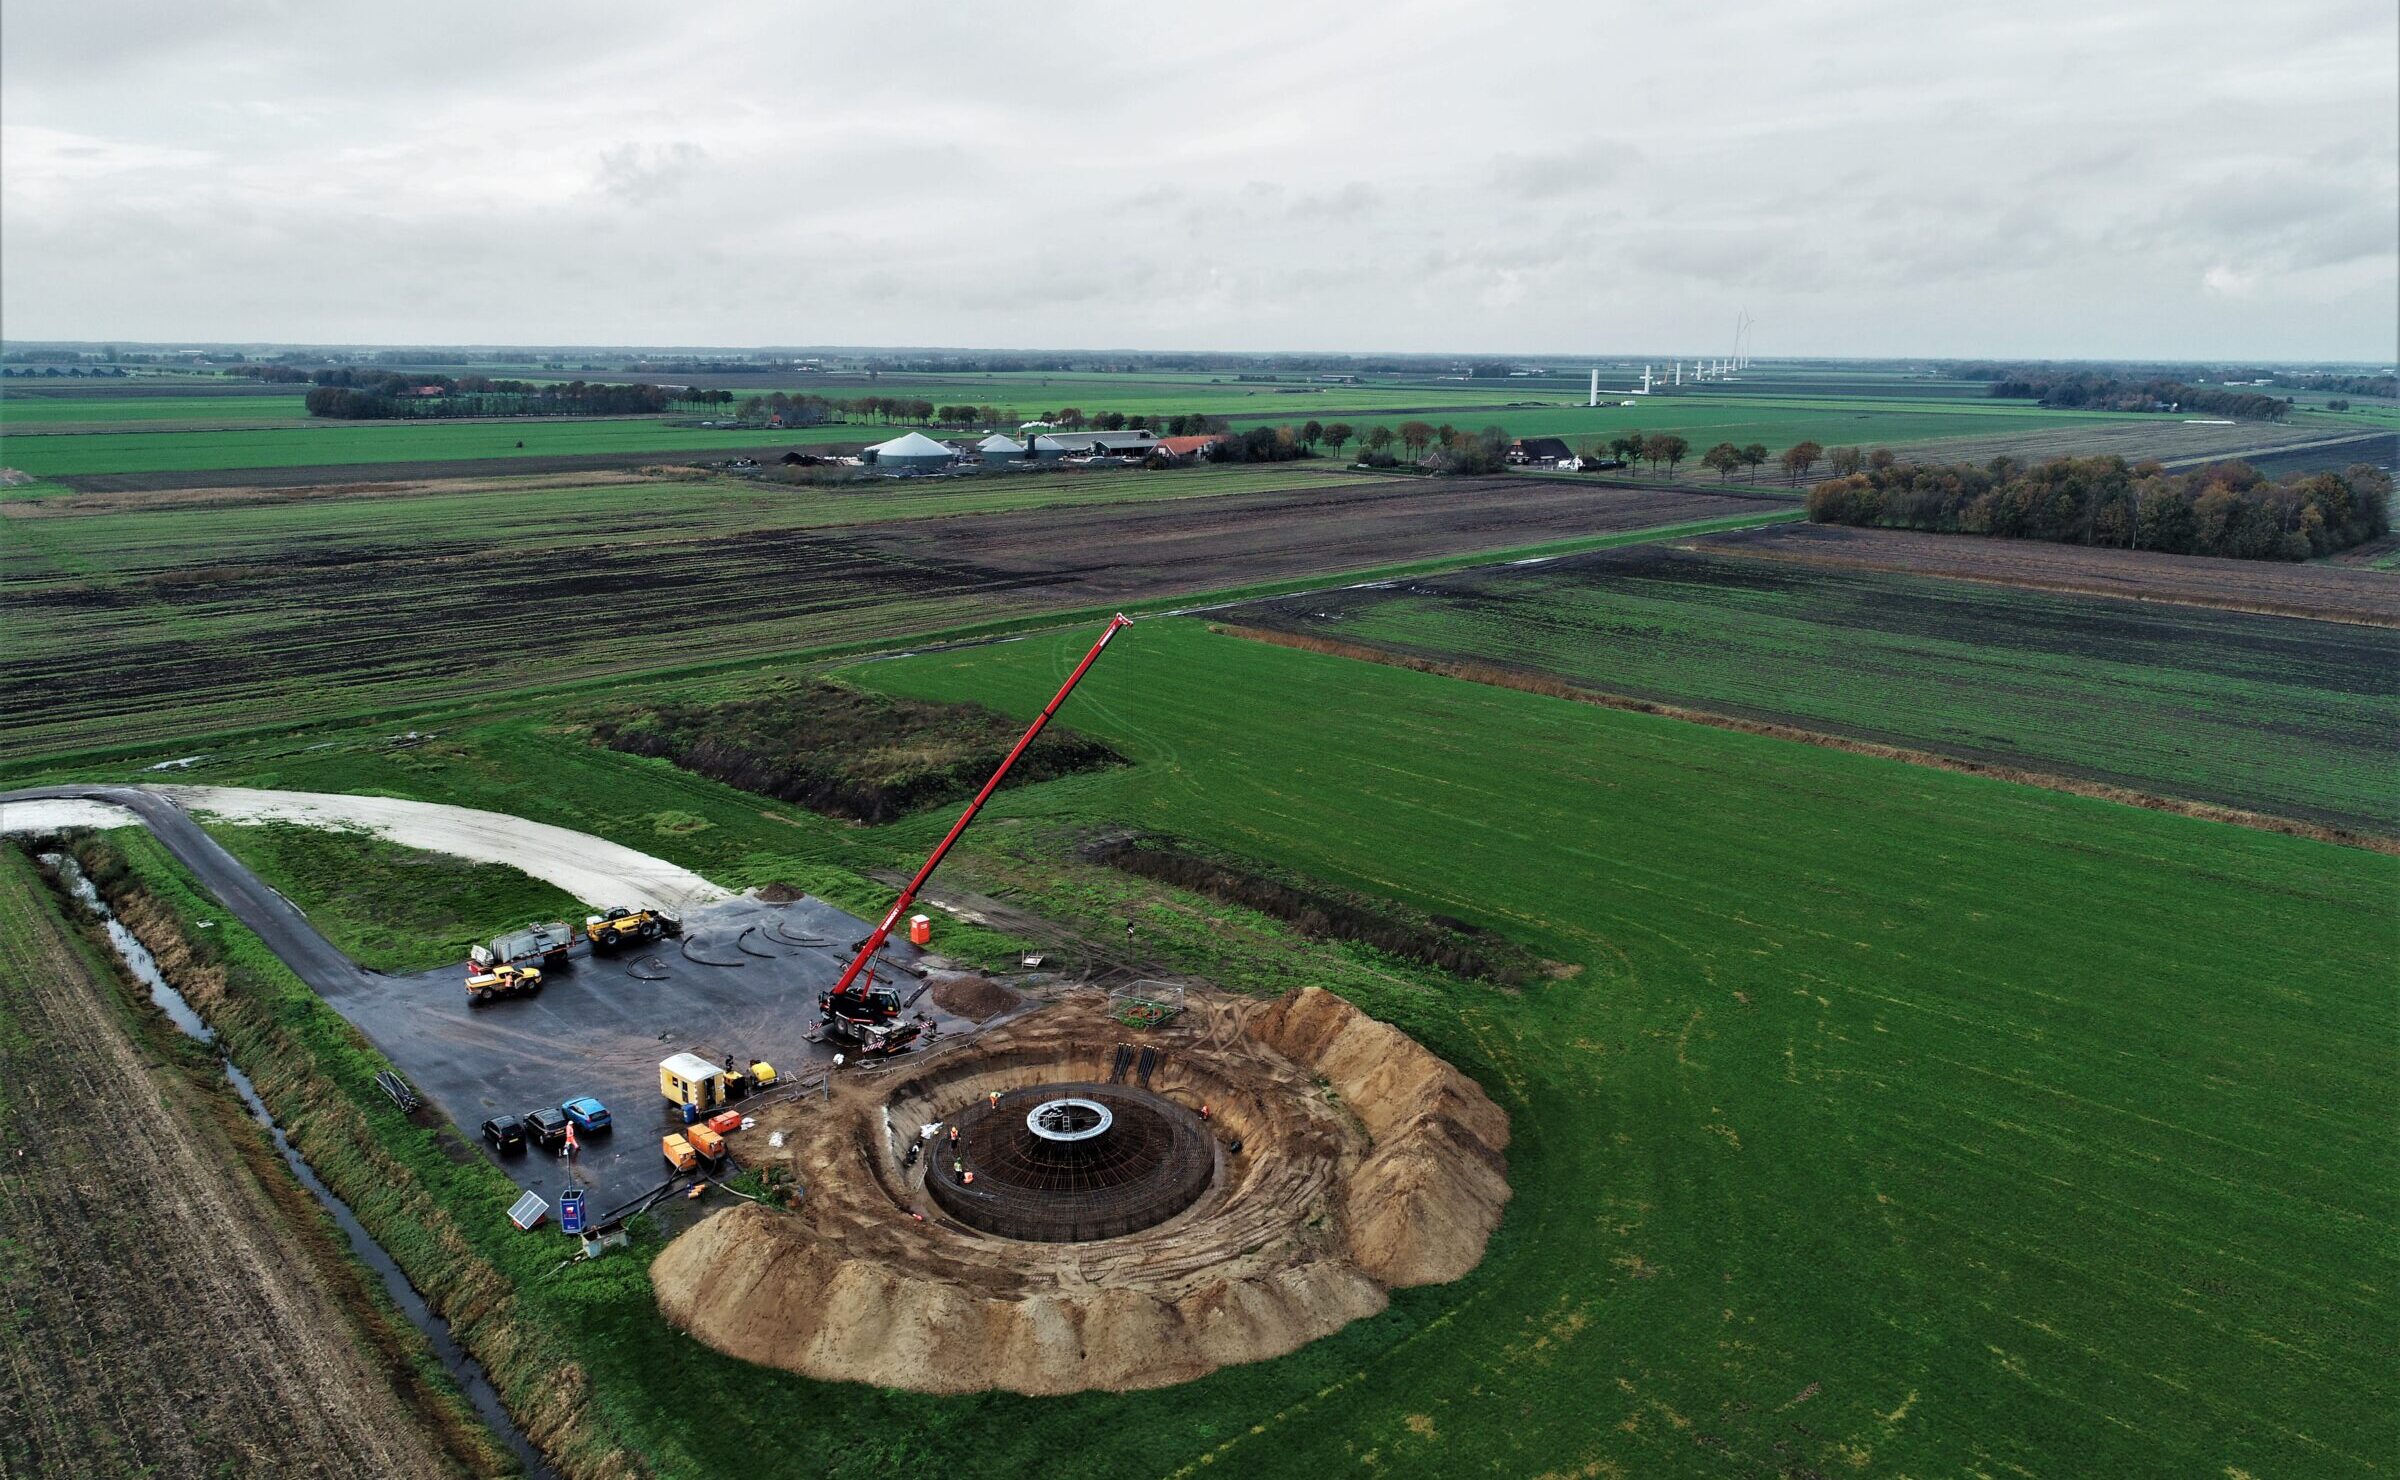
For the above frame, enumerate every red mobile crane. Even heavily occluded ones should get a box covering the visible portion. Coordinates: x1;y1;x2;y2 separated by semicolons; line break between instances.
818;614;1132;1056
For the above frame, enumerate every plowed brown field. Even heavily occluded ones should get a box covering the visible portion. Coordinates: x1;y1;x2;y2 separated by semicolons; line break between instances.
0;849;471;1479
1697;521;2400;626
2;475;1768;759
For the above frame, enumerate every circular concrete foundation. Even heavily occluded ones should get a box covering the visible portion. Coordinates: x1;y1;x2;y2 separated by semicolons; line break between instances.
926;1082;1215;1242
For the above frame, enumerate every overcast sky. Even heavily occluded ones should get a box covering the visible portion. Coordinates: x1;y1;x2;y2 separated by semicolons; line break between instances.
4;0;2394;361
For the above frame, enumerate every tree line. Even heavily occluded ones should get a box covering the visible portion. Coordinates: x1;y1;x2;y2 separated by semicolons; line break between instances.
1805;454;2391;561
1978;370;2290;420
302;373;677;419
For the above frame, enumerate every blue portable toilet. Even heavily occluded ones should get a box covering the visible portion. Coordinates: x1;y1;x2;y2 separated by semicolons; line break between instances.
559;1187;586;1236
681;1100;700;1126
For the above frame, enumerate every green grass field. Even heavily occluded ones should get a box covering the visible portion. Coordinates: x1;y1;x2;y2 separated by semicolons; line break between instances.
0;416;889;478
835;619;2396;1479
0;392;314;429
0;376;2168;484
86;617;2394;1477
1229;393;2140;454
199;820;587;973
1225;544;2400;831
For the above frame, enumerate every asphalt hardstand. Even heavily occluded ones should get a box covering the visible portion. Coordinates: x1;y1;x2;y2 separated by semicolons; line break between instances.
3;783;965;1212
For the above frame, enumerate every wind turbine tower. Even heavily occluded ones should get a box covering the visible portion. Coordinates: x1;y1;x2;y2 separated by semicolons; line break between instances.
1588;367;1599;407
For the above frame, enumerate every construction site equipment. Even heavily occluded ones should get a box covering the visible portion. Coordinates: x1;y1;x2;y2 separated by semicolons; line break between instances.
375;1069;421;1112
749;1059;778;1091
908;914;933;946
1110;981;1186;1029
467;962;542;1004
471;921;573;974
559;1188;587;1236
662;1134;699;1173
706;1109;744;1136
820;613;1131;1057
508;1190;549;1231
586;906;681;952
660;1051;728;1110
687;1124;727;1168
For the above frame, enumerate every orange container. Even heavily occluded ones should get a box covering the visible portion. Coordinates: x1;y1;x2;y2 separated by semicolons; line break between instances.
706;1110;743;1136
908;914;932;947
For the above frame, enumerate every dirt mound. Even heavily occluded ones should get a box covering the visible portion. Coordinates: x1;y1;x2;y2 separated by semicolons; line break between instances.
652;985;1508;1395
928;972;1020;1022
1245;987;1512;1287
754;881;807;903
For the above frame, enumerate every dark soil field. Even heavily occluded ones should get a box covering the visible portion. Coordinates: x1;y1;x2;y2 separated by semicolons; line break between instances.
1696;521;2400;624
42;443;844;493
1225;540;2399;834
1;476;1768;761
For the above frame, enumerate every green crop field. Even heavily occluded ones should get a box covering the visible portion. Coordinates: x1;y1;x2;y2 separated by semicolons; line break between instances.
1223;393;2141;454
1225;544;2400;832
0;416;887;478
0;392;314;429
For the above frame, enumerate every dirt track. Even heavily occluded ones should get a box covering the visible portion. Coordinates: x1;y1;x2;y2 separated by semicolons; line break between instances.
162;783;730;909
0;851;465;1478
1696;522;2400;626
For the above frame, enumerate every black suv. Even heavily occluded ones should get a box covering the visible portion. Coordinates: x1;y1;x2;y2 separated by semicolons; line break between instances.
523;1106;571;1150
481;1114;527;1152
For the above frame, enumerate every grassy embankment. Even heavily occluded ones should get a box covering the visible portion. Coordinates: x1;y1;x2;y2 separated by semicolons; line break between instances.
201;820;587;973
1221;545;2400;834
58;614;2398;1478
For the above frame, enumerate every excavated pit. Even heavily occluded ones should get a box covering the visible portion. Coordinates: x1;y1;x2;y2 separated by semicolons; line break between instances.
653;985;1512;1396
928;1084;1216;1242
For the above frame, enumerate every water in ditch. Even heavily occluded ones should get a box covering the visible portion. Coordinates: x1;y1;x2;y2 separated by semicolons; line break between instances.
47;854;556;1478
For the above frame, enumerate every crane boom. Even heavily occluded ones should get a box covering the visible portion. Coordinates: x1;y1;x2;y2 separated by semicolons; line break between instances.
826;613;1132;1007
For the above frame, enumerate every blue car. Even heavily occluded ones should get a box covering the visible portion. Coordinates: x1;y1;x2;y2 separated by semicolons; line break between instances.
561;1096;612;1133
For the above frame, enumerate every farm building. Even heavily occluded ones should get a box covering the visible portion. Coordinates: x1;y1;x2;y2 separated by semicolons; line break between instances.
1506;437;1575;465
861;431;958;472
1042;429;1161;456
1150;433;1226;465
976;432;1073;469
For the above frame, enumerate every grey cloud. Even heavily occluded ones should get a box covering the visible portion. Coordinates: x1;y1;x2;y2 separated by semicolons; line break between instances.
1;0;2392;359
591;142;707;205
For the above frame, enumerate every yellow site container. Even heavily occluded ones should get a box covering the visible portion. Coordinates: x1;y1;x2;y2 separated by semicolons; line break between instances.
659;1051;726;1110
